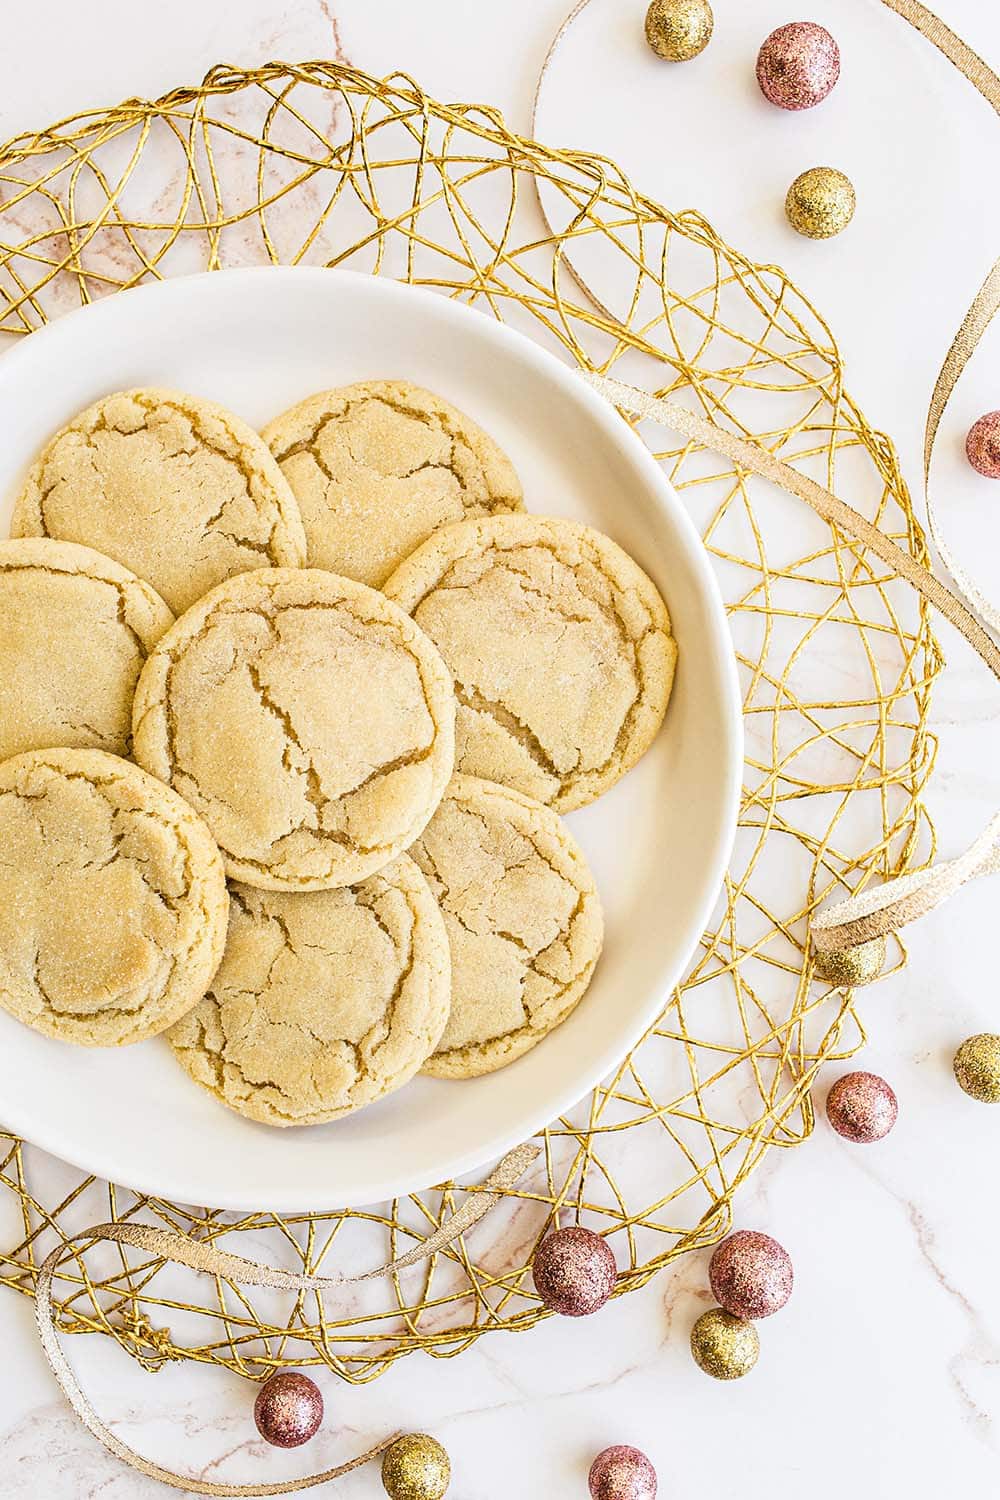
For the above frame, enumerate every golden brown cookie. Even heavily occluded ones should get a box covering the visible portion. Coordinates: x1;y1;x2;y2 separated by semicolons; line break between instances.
0;538;173;762
383;514;676;810
409;775;603;1078
167;856;451;1126
132;568;456;891
0;748;228;1046
11;388;307;613
263;380;523;587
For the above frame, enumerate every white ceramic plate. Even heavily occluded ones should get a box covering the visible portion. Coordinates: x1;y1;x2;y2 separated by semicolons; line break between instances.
0;268;741;1210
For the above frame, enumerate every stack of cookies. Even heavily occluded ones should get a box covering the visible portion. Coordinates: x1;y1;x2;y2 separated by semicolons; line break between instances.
0;381;676;1128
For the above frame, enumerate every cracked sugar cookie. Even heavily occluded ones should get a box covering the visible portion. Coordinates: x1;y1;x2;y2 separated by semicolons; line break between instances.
409;776;603;1078
167;856;450;1125
132;568;456;891
383;514;677;810
263;380;523;588
0;748;228;1046
11;388;307;614
0;538;173;761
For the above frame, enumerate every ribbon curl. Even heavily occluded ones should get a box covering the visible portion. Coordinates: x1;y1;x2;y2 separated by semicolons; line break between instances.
34;1142;538;1495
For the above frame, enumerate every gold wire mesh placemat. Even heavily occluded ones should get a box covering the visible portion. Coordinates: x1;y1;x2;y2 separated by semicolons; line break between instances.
0;61;939;1382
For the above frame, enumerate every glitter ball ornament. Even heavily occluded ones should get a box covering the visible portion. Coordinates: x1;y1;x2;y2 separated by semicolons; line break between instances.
589;1444;658;1500
756;22;840;109
532;1225;617;1316
826;1070;898;1142
381;1433;451;1500
709;1230;793;1320
953;1033;1000;1102
966;412;1000;478
814;934;886;988
644;0;713;61
690;1307;760;1380
785;167;856;239
253;1372;323;1449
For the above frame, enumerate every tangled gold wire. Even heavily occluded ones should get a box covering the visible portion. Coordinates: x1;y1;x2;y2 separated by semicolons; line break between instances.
0;61;939;1382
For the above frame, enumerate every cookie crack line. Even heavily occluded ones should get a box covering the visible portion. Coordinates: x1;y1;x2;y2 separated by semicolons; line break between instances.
453;681;562;778
434;541;659;658
245;659;328;815
272;392;457;469
0;559;161;659
279;422;462;494
176;1011;304;1123
431;535;659;631
431;922;598;1064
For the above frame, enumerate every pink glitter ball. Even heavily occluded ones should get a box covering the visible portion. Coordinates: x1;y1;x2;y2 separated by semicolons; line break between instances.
589;1445;658;1500
756;22;841;110
253;1372;324;1449
532;1225;617;1316
826;1070;898;1143
709;1230;793;1320
966;411;1000;478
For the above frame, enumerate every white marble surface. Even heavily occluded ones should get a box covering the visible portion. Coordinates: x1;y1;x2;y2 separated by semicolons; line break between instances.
3;1;1000;1495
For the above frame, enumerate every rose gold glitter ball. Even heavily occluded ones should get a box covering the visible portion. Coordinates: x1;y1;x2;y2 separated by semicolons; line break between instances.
532;1225;617;1316
253;1371;324;1449
826;1070;898;1143
756;22;840;110
709;1230;793;1319
966;412;1000;478
589;1445;658;1500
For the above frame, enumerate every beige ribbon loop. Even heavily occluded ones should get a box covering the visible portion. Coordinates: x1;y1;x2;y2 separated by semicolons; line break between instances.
811;812;1000;950
34;1142;538;1495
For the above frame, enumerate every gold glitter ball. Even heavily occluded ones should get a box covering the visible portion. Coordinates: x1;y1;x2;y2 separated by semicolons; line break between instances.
381;1433;451;1500
690;1307;760;1380
644;0;714;61
814;934;886;989
785;166;856;239
953;1033;1000;1103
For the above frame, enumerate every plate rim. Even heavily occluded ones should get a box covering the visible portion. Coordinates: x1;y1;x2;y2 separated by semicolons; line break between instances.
0;266;743;1209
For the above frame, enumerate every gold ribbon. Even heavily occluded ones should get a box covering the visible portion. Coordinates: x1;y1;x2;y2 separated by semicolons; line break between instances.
536;0;1000;956
34;1142;538;1494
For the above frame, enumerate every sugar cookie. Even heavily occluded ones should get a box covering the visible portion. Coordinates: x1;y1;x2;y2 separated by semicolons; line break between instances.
263;380;522;587
0;748;228;1046
0;538;173;761
168;856;450;1125
132;568;456;890
383;514;676;809
409;775;603;1077
12;388;306;613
